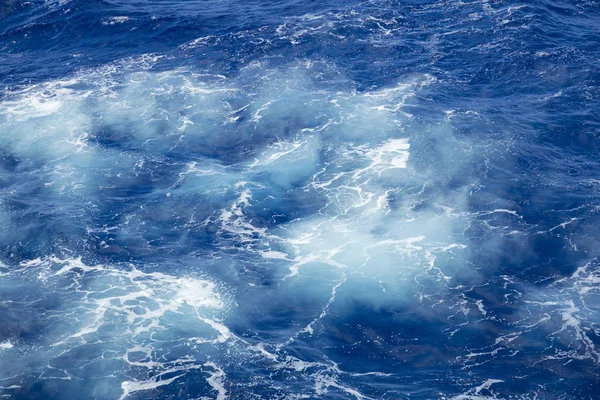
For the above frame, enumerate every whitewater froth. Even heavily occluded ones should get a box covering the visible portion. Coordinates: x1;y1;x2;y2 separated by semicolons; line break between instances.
0;49;597;399
0;59;468;398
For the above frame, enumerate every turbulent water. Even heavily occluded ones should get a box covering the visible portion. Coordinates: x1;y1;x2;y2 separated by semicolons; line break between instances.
1;0;600;399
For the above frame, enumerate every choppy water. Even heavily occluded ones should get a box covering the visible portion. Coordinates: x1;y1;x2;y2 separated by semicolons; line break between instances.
1;1;600;399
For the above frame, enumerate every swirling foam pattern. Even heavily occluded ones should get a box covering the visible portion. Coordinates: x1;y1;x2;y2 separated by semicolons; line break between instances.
1;0;600;399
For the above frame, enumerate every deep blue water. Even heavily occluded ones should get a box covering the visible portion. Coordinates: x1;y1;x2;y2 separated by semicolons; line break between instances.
1;0;600;399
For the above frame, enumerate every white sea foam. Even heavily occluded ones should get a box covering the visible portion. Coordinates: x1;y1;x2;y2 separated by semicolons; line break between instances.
203;362;228;400
8;257;231;399
101;16;131;25
0;342;13;350
451;379;504;400
0;54;547;398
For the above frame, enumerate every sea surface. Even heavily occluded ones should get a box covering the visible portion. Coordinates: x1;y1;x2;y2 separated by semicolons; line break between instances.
1;0;600;399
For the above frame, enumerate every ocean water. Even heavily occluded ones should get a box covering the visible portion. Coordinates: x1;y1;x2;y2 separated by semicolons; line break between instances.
1;0;600;399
